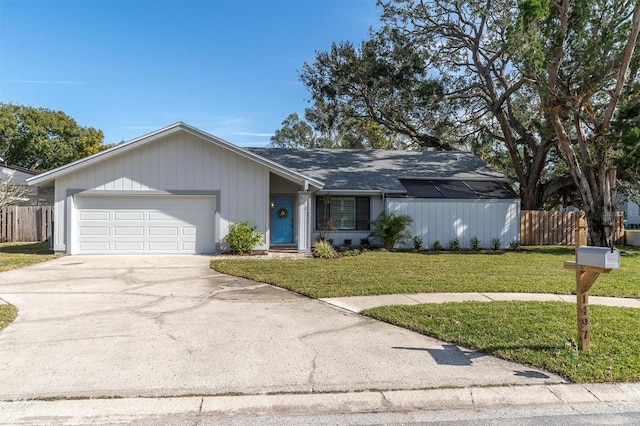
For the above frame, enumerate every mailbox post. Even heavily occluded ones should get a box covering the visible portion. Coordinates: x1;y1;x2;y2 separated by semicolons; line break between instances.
563;213;620;350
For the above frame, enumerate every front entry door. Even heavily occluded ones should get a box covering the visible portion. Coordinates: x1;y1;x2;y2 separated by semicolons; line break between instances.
271;195;294;244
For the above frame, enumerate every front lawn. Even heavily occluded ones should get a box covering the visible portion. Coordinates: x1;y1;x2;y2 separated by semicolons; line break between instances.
210;246;640;298
0;241;60;273
364;301;640;383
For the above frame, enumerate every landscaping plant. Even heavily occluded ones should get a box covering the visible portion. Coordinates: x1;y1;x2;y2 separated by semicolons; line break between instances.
432;240;442;251
312;240;337;258
449;238;460;251
470;236;480;251
412;235;423;251
226;221;264;254
369;212;413;250
491;238;502;251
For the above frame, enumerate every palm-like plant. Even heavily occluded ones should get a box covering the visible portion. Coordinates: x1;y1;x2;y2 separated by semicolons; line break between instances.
370;212;413;250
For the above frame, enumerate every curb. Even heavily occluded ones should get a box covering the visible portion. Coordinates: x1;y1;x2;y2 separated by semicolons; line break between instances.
2;383;640;425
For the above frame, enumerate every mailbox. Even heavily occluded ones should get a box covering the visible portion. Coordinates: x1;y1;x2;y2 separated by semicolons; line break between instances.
576;246;620;269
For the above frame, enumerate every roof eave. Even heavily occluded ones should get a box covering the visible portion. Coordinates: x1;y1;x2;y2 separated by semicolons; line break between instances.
27;122;324;189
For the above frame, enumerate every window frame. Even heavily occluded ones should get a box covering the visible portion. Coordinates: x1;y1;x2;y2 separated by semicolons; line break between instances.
316;196;370;231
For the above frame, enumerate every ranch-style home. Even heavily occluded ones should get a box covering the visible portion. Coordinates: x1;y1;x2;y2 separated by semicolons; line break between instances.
27;122;520;255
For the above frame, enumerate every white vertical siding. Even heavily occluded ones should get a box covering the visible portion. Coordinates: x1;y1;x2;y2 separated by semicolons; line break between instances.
387;198;521;249
53;130;271;253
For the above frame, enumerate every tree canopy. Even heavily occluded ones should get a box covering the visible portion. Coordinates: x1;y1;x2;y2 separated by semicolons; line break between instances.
0;104;109;171
274;0;640;246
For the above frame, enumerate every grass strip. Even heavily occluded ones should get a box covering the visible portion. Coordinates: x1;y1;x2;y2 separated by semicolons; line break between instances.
0;242;60;272
0;305;17;332
363;301;640;383
211;246;640;299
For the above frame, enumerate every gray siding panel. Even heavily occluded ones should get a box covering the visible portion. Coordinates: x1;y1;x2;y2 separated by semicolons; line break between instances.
53;131;270;253
387;198;521;250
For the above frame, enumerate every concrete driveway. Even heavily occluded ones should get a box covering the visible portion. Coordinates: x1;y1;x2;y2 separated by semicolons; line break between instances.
0;256;565;400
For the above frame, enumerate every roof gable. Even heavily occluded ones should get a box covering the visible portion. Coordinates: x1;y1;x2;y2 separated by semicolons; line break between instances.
27;123;323;188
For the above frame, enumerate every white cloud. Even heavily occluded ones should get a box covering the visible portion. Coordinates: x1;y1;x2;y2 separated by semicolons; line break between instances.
232;131;274;138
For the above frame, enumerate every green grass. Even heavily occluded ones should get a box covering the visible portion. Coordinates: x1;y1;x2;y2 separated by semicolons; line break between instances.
210;246;640;298
363;301;640;383
0;304;17;332
0;241;60;272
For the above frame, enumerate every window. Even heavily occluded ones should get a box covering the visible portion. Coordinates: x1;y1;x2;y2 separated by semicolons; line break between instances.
316;196;370;230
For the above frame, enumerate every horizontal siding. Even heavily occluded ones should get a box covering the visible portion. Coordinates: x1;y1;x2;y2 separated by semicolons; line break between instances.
387;198;520;250
53;131;270;252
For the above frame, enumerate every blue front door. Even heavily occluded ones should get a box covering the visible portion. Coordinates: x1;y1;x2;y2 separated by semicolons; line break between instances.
271;196;294;244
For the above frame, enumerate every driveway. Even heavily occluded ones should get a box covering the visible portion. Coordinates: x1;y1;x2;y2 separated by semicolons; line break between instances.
0;256;565;400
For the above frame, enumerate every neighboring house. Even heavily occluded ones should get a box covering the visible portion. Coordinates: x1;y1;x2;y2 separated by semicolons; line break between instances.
618;198;640;227
0;163;53;206
28;122;520;255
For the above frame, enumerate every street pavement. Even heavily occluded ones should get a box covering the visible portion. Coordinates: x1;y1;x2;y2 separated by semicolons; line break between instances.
0;255;638;424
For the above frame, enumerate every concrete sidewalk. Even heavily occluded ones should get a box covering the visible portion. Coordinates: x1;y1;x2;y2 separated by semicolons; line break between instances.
320;292;640;313
2;383;640;424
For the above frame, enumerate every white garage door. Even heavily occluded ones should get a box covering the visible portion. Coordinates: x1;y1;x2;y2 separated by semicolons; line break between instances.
74;196;216;254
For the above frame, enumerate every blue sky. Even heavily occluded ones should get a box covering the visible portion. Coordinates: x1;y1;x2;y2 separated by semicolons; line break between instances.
0;0;379;146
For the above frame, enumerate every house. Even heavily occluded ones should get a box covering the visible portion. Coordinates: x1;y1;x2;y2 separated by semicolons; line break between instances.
618;198;640;228
1;163;53;206
27;122;520;255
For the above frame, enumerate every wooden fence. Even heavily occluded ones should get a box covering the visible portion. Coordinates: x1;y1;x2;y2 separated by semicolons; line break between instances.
0;206;53;243
520;210;625;246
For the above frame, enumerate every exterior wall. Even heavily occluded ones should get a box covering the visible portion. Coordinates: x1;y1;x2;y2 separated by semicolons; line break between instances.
387;198;521;250
312;195;384;247
52;130;270;253
619;200;640;226
626;230;640;246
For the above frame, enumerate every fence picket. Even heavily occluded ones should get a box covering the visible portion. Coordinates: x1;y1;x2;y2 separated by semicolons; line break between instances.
520;210;624;246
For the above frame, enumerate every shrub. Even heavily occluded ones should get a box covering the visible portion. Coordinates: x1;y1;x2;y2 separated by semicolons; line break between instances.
343;239;352;248
470;236;480;251
412;235;423;250
491;238;502;251
449;238;461;251
360;237;370;247
226;221;263;254
370;212;413;251
510;239;521;250
313;240;337;258
432;240;443;251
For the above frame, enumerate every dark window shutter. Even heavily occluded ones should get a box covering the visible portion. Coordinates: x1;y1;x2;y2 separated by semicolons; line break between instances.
356;197;370;230
316;196;327;230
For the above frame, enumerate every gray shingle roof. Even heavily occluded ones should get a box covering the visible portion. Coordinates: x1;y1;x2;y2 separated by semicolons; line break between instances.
248;148;508;192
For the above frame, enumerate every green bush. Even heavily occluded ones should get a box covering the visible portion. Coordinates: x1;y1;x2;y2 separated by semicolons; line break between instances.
449;238;460;251
226;221;264;254
510;239;521;250
412;235;423;250
470;236;480;251
370;212;413;250
313;240;337;258
432;240;443;251
491;238;502;251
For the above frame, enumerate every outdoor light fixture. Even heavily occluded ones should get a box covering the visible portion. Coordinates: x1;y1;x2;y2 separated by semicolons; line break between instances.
270;200;275;208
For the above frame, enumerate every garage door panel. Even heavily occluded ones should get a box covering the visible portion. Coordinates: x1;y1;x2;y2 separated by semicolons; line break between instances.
75;196;215;254
79;226;110;236
79;211;110;221
114;211;144;221
79;242;110;251
149;227;178;236
148;242;179;251
113;227;144;236
114;241;145;252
